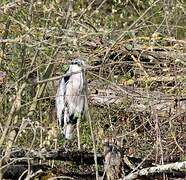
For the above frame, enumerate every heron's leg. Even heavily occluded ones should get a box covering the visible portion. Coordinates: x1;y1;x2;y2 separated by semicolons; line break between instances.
52;138;58;167
77;120;81;150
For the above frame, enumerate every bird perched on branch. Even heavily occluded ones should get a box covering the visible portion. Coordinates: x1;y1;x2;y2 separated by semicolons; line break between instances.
104;139;124;180
56;59;86;149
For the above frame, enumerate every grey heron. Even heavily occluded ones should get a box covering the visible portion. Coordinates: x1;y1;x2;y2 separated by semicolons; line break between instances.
56;59;86;149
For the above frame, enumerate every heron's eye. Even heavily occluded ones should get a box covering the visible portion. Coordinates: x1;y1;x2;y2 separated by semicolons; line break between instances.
72;61;79;65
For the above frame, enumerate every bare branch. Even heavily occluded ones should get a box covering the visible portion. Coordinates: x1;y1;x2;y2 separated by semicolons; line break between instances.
125;161;186;180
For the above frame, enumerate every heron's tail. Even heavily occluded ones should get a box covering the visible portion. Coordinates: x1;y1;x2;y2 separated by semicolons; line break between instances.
64;124;74;139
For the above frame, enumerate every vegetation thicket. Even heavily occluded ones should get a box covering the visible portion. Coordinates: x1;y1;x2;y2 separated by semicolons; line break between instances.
0;0;185;179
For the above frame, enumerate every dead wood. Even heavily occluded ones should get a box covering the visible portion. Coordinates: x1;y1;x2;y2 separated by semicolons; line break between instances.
1;148;185;179
131;50;186;62
125;161;186;180
2;159;186;180
1;148;152;167
2;163;50;180
7;148;104;165
2;163;104;180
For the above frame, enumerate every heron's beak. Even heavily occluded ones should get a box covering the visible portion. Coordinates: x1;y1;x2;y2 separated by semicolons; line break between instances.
84;64;91;70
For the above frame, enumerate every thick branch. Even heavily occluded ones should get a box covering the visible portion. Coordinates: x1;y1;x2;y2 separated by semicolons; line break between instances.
8;149;104;165
3;163;103;180
125;161;186;180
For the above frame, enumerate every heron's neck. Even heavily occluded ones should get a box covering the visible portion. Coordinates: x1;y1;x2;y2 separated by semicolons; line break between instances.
69;65;83;73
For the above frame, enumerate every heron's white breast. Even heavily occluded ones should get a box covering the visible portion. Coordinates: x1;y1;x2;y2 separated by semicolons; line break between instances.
65;64;85;113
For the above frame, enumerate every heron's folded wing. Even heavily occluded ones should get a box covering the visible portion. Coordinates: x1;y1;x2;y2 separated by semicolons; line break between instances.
56;75;69;127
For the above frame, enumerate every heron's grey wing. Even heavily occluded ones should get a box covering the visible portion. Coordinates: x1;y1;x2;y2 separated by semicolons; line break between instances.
63;72;83;139
78;72;86;117
56;75;70;127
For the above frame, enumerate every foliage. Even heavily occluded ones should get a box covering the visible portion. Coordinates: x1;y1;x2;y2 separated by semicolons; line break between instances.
0;0;185;178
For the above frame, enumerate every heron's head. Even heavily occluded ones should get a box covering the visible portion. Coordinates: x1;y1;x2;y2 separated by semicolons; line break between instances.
71;59;85;67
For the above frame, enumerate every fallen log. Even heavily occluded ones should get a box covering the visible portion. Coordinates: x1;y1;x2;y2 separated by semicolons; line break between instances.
7;148;104;165
2;161;186;180
1;148;186;179
2;163;104;180
3;163;50;180
1;148;152;167
125;161;186;180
